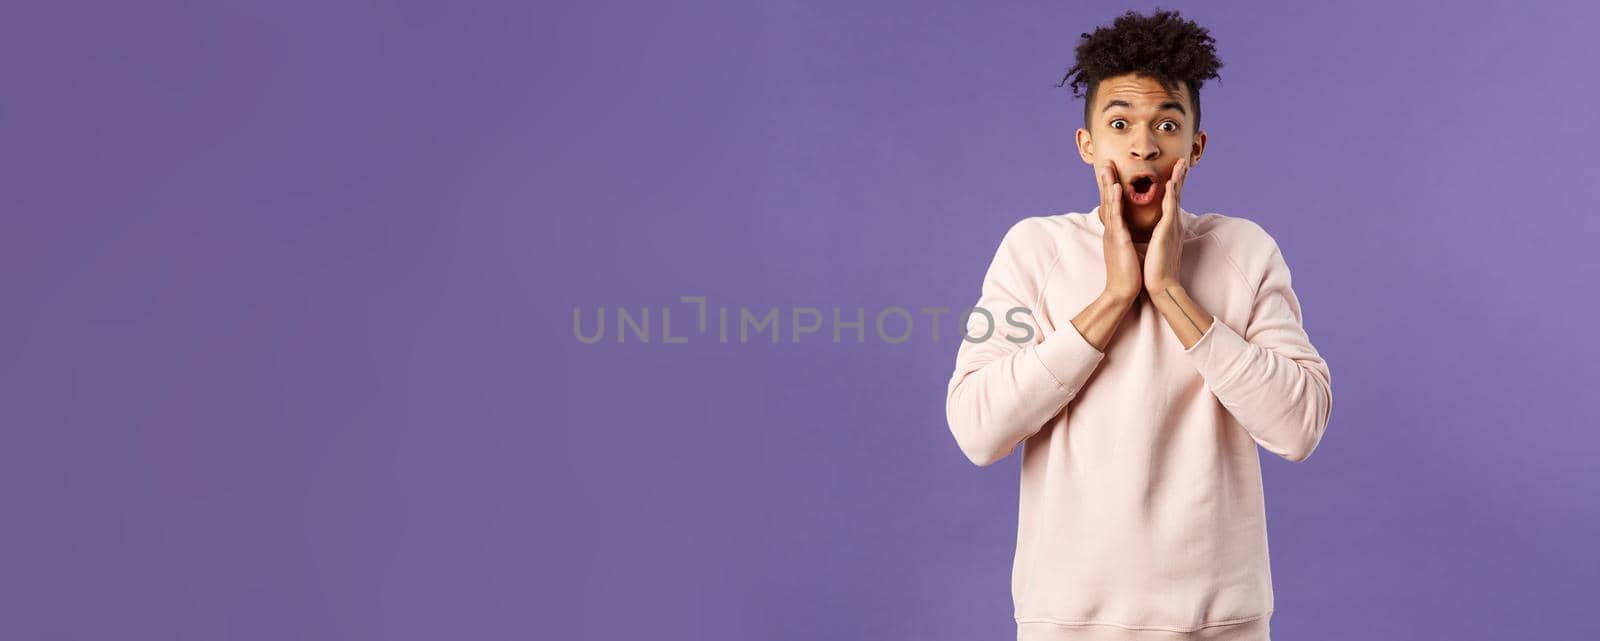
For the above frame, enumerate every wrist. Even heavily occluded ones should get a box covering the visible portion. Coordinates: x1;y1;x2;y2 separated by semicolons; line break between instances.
1102;287;1139;307
1146;280;1184;297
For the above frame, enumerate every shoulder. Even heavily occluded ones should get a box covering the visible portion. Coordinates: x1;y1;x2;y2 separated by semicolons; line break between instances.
994;214;1068;264
973;215;1072;297
1188;210;1271;246
1000;214;1065;244
1192;210;1294;292
1192;209;1286;257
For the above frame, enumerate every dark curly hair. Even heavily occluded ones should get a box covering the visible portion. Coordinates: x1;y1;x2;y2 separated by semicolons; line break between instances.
1057;8;1224;132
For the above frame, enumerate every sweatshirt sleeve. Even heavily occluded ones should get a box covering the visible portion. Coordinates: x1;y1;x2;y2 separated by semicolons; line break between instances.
945;219;1109;467
1183;239;1334;462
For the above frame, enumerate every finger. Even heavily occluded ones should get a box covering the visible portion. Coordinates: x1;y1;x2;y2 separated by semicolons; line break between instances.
1109;175;1123;221
1107;186;1121;228
1163;158;1184;214
1097;161;1108;220
1102;161;1118;210
1163;174;1178;214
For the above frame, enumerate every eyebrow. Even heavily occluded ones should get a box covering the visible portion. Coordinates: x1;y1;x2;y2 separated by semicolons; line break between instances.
1101;99;1187;116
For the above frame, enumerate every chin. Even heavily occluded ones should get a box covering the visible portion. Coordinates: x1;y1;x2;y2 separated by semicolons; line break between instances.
1126;204;1162;218
1122;207;1160;228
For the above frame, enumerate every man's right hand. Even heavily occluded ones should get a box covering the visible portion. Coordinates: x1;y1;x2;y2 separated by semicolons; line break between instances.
1097;158;1143;302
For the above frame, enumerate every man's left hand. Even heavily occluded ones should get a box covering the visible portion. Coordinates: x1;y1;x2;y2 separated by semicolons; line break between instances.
1143;156;1190;294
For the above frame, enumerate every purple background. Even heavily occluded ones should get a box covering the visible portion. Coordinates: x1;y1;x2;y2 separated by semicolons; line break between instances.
5;0;1597;639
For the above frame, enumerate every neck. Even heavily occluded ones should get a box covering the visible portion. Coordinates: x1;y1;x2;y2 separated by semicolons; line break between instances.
1125;205;1162;241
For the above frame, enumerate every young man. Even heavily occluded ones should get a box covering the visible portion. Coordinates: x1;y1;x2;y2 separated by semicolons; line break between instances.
944;10;1333;641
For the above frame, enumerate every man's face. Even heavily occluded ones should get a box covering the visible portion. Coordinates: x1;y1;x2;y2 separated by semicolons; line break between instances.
1075;73;1206;224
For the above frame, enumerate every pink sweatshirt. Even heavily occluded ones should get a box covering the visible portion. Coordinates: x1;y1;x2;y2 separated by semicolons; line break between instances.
945;206;1333;641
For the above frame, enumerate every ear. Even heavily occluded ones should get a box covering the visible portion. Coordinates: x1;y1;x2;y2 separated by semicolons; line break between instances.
1189;130;1207;166
1076;127;1095;165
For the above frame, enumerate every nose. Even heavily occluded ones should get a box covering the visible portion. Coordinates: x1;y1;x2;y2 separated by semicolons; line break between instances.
1128;130;1160;160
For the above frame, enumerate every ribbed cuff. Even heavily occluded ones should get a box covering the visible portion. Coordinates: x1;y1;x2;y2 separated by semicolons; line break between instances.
1031;322;1108;398
1184;316;1252;392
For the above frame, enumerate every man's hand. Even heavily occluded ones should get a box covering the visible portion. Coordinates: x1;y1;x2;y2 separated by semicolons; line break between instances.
1143;157;1190;294
1097;158;1143;302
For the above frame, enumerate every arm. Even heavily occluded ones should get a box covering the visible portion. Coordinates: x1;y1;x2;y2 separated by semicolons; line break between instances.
944;221;1130;467
1148;283;1215;350
1174;243;1334;462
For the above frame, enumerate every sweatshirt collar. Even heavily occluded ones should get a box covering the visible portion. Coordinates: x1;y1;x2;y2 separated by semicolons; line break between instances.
1086;205;1199;240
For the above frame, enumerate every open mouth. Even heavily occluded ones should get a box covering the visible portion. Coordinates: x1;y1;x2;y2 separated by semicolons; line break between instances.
1126;175;1158;205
